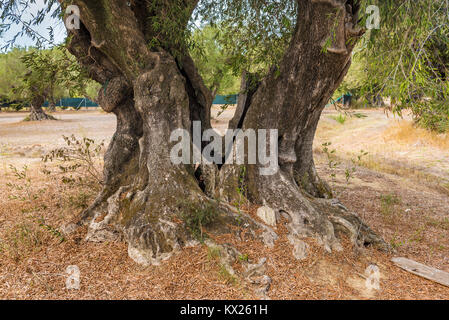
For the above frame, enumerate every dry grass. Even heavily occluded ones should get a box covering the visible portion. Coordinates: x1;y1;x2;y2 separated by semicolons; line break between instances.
356;155;449;196
383;120;449;150
315;110;449;197
0;160;448;300
316;154;449;270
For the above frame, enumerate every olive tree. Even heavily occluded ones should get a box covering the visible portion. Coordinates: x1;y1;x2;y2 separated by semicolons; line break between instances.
1;0;390;265
17;47;91;120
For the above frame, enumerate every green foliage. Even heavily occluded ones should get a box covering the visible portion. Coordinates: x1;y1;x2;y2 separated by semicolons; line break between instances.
1;216;65;262
207;246;221;260
0;0;61;51
0;46;99;108
195;0;296;75
380;193;400;206
17;46;93;104
353;113;368;119
67;191;90;210
179;200;219;242
390;234;405;250
347;0;449;131
6;165;37;202
411;100;449;133
37;218;65;243
218;264;237;285
380;193;401;219
409;226;426;243
321;143;368;187
334;51;369;101
331;114;347;124
344;149;368;184
322;142;340;182
42;135;105;187
190;25;240;95
147;0;196;61
0;47;28;106
232;166;248;225
236;166;247;202
238;253;249;262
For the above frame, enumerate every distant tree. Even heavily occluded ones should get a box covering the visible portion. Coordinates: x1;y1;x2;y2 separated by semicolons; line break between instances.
0;47;28;109
190;25;240;97
16;47;92;120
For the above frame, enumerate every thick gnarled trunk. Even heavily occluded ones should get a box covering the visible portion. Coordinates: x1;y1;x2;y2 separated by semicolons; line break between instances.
62;0;387;267
26;95;55;121
218;1;385;252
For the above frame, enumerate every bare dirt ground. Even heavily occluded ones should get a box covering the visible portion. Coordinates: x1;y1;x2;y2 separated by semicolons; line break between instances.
0;107;448;299
0;110;115;167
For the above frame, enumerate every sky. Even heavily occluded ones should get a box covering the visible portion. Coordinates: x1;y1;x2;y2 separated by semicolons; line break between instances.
0;0;67;50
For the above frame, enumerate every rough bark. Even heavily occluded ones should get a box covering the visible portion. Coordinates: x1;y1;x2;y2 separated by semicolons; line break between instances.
61;0;388;268
218;0;386;252
47;97;57;113
26;95;55;121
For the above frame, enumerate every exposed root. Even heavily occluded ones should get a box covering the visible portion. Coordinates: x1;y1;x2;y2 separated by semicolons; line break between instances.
246;168;389;257
24;110;56;121
205;240;272;299
313;198;390;251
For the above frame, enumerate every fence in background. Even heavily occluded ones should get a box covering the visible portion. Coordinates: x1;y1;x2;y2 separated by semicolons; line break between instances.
40;94;239;109
43;97;98;109
4;93;352;111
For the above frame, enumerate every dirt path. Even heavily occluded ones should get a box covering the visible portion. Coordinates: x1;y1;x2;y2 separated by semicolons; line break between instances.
0;111;115;166
314;109;449;183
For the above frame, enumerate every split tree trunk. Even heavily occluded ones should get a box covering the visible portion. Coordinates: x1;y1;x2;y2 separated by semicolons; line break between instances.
62;0;387;266
27;95;55;121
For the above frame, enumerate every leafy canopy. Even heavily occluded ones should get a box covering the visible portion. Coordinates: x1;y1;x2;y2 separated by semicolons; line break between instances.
0;46;98;107
190;24;240;95
1;0;448;130
346;0;449;132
